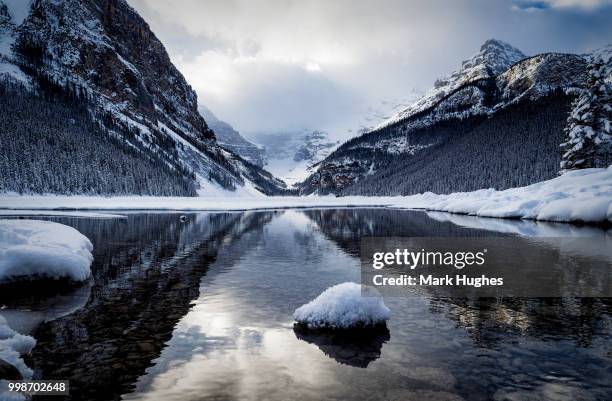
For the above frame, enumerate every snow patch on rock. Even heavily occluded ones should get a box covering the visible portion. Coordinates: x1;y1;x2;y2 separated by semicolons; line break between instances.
0;220;93;283
294;282;390;329
0;315;35;379
2;0;32;26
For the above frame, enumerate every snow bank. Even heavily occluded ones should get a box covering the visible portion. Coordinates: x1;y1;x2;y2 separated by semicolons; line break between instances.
394;167;612;224
0;167;609;224
0;315;35;379
294;283;390;329
0;220;93;283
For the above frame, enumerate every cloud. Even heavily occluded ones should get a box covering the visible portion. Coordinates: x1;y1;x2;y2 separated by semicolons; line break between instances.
175;50;361;133
513;0;612;10
129;0;612;138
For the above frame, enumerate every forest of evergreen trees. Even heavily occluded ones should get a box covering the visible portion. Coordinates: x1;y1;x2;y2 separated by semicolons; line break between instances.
0;79;198;196
560;58;612;172
342;93;573;196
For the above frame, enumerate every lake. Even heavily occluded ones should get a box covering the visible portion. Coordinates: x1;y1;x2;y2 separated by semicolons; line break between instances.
1;209;611;401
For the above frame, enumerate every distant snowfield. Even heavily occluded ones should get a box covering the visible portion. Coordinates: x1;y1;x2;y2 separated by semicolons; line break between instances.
0;167;610;224
264;157;314;187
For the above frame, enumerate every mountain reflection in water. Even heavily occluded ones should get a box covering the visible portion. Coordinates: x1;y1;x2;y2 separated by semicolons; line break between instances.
293;324;391;368
0;209;609;401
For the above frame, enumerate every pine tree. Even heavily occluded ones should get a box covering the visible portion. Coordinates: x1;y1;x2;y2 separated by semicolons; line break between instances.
560;57;611;173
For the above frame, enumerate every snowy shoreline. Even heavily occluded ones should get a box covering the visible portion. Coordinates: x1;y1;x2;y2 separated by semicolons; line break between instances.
0;220;94;284
0;167;610;225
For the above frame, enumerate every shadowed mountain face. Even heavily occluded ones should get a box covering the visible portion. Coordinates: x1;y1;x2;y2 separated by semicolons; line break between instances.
0;0;286;195
199;105;266;167
298;40;610;196
23;212;273;401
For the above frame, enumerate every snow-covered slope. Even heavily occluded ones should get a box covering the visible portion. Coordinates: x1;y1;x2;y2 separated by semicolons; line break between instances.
376;39;525;129
300;39;606;196
585;44;612;66
199;105;266;167
0;1;29;82
393;166;612;224
0;0;285;196
254;130;340;187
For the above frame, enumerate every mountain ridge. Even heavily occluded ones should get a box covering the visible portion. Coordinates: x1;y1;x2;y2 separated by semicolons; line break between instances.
375;38;526;130
0;0;286;196
299;39;610;196
199;105;266;167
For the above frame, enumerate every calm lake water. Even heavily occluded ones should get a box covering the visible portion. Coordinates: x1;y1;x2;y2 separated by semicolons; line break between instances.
1;209;611;401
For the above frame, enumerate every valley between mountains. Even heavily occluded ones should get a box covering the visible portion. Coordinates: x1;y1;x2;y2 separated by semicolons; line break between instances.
0;0;610;224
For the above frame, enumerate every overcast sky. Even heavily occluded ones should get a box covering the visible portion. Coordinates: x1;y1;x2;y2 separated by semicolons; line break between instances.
128;0;612;139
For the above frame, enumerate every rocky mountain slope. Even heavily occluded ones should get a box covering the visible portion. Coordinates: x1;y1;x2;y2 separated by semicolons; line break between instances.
375;39;526;130
0;0;285;196
300;39;610;195
199;105;266;167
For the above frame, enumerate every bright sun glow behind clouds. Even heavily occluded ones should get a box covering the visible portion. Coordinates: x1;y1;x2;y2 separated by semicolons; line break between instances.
128;0;612;137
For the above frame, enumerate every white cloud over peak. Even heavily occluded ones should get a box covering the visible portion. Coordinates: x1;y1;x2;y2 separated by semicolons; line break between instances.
129;0;612;138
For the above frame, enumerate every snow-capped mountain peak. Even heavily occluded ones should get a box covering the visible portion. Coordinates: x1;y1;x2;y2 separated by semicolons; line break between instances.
471;39;526;76
377;39;526;129
299;41;602;196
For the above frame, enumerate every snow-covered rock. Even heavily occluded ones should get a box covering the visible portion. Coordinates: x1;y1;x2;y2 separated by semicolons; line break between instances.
294;282;390;329
0;220;93;283
0;315;35;379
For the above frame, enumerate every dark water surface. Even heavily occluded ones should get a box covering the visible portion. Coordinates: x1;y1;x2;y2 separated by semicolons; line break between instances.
1;209;611;401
